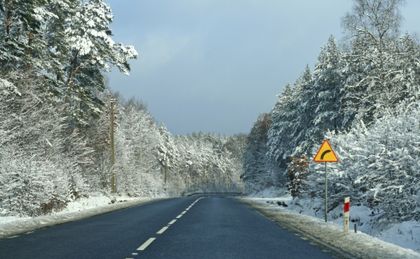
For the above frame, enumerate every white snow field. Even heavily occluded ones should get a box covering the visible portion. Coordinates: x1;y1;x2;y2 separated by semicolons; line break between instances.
242;197;420;259
0;195;160;238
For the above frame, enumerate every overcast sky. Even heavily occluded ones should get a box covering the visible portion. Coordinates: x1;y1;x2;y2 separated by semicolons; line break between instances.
106;0;420;135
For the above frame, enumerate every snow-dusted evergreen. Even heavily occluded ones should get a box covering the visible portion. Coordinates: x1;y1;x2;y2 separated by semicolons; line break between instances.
0;0;245;217
243;0;420;243
174;133;245;194
325;101;420;222
242;113;278;193
114;99;164;197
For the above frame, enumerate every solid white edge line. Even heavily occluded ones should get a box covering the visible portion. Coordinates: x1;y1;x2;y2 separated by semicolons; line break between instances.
137;237;156;251
157;226;169;234
168;219;177;225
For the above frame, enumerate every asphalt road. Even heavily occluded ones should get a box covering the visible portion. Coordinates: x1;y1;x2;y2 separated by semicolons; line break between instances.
0;195;335;259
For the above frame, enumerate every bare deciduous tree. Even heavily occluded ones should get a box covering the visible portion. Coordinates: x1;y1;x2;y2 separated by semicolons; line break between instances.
342;0;405;49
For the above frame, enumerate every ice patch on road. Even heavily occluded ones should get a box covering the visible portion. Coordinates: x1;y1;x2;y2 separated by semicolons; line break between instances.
0;194;159;238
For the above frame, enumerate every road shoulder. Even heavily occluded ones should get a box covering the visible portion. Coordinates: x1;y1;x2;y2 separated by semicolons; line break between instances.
0;196;165;239
239;197;420;259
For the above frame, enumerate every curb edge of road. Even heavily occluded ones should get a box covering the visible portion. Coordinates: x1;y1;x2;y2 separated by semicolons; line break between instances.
238;198;358;259
0;197;169;239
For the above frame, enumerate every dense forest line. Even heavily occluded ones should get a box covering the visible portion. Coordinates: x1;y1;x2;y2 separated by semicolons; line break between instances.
242;0;419;224
0;0;244;217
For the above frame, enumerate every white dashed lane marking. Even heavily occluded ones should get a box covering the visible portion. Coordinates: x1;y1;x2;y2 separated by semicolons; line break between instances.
157;226;169;234
127;197;204;257
137;237;156;251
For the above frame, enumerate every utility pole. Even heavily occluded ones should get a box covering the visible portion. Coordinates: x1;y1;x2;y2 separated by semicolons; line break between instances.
110;99;116;193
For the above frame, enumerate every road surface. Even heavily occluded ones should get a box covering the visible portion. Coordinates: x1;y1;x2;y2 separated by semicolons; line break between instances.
0;195;336;259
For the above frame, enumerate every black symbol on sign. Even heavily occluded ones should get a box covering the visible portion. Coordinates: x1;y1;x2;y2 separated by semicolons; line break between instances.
321;150;331;160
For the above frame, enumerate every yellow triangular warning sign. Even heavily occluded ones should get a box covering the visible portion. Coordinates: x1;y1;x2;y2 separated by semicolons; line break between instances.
313;139;339;163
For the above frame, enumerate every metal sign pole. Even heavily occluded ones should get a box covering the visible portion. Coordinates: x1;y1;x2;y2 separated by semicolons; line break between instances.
324;162;327;222
313;139;339;223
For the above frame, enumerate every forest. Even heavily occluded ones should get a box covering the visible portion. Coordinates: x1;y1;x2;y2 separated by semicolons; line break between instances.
242;0;419;225
0;0;245;217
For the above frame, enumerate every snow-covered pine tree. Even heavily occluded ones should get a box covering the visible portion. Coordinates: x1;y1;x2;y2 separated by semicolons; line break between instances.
290;66;314;156
327;100;420;223
242;113;273;192
0;0;138;216
305;36;344;145
61;0;138;127
267;67;313;177
287;156;309;198
267;84;295;175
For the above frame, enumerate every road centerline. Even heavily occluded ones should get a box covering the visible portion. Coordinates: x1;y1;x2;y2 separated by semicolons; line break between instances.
137;237;156;251
157;226;169;234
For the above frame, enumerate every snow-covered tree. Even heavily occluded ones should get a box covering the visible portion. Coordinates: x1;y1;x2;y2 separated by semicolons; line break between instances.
0;0;138;216
267;68;313;173
325;101;420;222
114;99;164;196
287;156;309;198
307;36;344;141
242;113;274;192
0;80;91;216
60;0;137;126
342;0;404;50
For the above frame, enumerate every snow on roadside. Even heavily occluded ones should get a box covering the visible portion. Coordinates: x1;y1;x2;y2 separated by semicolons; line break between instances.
246;189;420;252
0;194;162;238
242;197;420;259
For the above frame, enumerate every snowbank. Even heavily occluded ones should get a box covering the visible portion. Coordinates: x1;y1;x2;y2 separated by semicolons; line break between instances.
0;195;161;238
241;197;420;259
247;188;420;252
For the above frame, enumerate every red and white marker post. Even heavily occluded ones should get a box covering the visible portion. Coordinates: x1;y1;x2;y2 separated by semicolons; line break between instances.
343;197;350;233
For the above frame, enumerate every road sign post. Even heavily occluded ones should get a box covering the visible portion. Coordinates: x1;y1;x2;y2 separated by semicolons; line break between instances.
313;139;338;223
344;197;350;233
324;162;327;222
